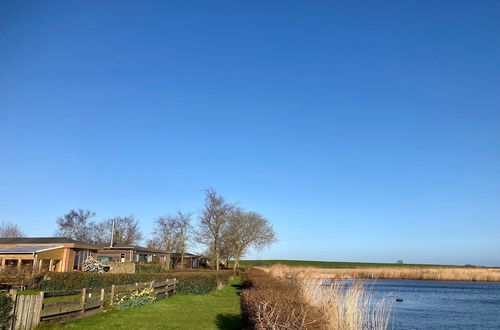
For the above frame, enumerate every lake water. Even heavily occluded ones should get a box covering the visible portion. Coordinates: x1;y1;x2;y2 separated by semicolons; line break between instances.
370;279;500;329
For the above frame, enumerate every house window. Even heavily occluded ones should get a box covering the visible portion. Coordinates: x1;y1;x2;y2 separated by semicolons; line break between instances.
137;254;148;262
73;254;79;270
5;259;18;267
80;250;90;263
51;260;61;271
21;260;33;268
120;254;126;262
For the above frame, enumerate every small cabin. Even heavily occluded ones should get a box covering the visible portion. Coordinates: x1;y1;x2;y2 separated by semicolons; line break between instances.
0;237;100;272
170;252;200;269
96;244;170;267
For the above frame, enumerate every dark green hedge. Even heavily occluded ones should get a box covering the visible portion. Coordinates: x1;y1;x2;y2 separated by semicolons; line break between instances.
0;293;12;330
40;270;234;295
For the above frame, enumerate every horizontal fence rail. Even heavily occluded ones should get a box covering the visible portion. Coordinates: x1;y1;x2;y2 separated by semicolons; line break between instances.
8;278;177;329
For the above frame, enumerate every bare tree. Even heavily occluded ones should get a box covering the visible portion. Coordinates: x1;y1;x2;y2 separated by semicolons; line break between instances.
0;221;24;238
174;211;193;269
55;209;96;242
92;215;143;245
197;188;233;270
148;211;193;269
148;216;180;252
225;208;276;270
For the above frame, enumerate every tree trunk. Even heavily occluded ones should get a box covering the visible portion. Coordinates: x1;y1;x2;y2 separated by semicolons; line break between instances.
180;251;184;269
214;239;220;270
233;252;241;271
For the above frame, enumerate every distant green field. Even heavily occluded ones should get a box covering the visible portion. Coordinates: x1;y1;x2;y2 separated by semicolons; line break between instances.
234;260;449;268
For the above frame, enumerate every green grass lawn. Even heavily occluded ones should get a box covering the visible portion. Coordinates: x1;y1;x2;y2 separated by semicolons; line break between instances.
235;259;449;268
38;278;242;330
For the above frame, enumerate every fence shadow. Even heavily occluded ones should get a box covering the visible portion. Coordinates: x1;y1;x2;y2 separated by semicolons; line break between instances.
216;313;242;330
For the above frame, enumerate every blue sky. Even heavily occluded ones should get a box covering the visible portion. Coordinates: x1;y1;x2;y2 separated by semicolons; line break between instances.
1;1;499;266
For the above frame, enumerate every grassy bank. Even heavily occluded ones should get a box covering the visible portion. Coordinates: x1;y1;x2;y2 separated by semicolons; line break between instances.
38;278;242;330
236;259;446;268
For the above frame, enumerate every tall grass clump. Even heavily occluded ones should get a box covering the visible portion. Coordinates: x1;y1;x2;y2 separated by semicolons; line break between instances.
241;267;393;330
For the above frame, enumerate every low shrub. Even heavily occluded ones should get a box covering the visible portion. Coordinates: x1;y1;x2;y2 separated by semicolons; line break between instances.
0;293;13;330
40;270;233;295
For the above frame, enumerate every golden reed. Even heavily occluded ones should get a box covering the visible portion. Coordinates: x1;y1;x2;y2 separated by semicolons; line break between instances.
261;264;500;282
260;265;394;329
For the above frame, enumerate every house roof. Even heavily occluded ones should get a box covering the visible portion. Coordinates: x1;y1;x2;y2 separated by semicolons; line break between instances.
170;253;198;258
0;237;87;245
0;237;99;250
0;245;64;254
98;244;168;254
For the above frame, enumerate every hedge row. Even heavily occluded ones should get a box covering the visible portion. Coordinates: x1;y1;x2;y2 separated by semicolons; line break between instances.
135;262;166;274
40;270;234;295
0;293;13;330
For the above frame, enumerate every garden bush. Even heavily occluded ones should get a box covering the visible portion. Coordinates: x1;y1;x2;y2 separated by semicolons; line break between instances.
0;293;13;330
82;257;104;273
40;270;233;295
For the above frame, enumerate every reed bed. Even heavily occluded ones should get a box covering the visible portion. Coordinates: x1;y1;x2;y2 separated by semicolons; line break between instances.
261;264;500;282
242;267;393;329
300;278;393;330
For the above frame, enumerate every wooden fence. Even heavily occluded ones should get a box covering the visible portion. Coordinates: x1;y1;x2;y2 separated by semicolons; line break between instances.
9;278;177;329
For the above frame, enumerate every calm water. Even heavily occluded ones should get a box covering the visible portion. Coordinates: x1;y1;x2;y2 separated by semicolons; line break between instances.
370;280;500;330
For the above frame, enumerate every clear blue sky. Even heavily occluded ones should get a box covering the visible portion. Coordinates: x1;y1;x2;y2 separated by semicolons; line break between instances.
1;1;499;266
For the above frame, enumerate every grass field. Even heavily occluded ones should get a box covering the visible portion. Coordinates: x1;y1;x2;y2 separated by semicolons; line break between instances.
38;278;242;330
235;259;448;268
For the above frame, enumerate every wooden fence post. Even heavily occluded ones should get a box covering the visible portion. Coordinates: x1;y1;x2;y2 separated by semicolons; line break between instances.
100;288;105;311
110;285;115;306
149;280;154;290
33;292;44;328
80;288;86;315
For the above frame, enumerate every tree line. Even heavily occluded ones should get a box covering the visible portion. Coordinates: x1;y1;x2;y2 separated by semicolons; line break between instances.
2;188;276;269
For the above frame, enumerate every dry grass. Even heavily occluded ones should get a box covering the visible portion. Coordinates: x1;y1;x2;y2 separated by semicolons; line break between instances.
261;266;393;330
241;269;328;329
261;264;500;282
242;267;393;329
301;279;393;330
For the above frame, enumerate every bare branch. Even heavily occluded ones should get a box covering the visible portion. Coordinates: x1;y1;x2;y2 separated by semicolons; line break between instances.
0;221;24;238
